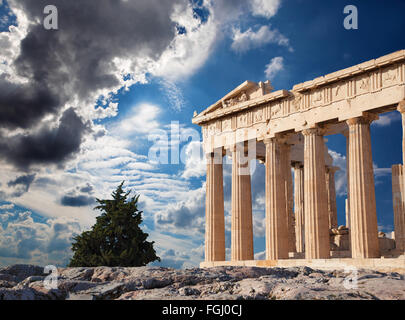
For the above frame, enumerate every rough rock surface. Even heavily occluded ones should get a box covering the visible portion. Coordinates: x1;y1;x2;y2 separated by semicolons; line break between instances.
0;264;404;300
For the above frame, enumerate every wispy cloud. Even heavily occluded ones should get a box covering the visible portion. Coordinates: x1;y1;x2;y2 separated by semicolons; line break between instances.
264;56;284;79
231;25;292;53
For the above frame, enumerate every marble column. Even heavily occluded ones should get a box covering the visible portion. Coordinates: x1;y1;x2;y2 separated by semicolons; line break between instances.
392;164;405;252
294;162;305;253
264;138;289;260
326;166;338;230
281;143;296;253
205;150;225;262
398;101;405;165
231;143;254;261
343;129;351;229
303;128;330;259
347;115;380;258
395;100;405;253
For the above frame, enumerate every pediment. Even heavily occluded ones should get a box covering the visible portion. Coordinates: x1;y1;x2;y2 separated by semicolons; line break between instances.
194;80;273;118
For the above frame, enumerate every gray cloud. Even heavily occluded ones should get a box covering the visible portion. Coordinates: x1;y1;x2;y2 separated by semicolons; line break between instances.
155;187;205;234
0;76;61;130
60;182;95;207
0;108;89;170
7;173;36;197
61;194;94;207
0;210;81;265
0;0;187;169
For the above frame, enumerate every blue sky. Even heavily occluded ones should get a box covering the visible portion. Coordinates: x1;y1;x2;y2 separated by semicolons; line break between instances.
0;0;404;268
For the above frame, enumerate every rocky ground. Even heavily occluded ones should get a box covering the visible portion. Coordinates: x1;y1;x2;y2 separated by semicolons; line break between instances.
0;264;404;300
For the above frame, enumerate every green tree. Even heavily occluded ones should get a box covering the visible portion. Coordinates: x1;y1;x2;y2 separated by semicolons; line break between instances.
68;182;160;267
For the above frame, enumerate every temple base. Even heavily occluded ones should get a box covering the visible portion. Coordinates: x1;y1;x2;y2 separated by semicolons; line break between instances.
200;255;405;273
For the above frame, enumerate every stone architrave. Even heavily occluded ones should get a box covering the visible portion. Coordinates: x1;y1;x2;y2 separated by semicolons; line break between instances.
231;144;254;261
347;115;380;258
264;138;289;260
303;128;330;259
205;150;225;262
293;162;305;253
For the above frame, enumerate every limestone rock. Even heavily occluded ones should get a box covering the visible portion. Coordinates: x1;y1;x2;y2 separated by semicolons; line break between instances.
0;265;404;300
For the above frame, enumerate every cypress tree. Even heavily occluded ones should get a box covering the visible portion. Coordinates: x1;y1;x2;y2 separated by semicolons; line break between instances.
69;182;160;267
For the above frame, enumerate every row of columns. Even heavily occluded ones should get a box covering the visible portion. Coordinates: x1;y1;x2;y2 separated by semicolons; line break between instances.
205;112;389;262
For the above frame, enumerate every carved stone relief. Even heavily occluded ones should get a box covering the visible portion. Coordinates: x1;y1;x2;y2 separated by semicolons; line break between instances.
223;91;249;108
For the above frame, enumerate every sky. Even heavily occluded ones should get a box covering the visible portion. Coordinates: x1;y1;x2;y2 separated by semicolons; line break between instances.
0;0;404;269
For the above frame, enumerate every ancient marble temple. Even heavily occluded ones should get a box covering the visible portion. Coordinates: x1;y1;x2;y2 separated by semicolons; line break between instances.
193;50;405;270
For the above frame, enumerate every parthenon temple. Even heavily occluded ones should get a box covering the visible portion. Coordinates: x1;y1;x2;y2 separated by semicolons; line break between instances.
193;50;405;270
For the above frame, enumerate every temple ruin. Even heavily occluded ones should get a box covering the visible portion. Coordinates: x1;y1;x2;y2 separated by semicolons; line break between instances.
192;50;405;271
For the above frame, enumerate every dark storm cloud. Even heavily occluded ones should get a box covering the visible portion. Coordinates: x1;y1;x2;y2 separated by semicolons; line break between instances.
0;108;89;170
61;194;94;207
60;182;95;207
0;0;186;168
0;76;61;130
9;0;184;98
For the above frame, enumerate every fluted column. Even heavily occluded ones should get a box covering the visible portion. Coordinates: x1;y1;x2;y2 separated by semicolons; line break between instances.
294;162;305;253
205;150;225;262
281;143;296;253
326;166;338;230
303;128;330;259
231;143;254;261
347;115;379;258
264;138;289;260
392;164;405;252
398;101;405;165
343;129;351;229
395;100;405;253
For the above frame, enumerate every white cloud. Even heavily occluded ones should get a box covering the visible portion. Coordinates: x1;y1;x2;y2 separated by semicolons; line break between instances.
254;250;266;260
264;56;284;79
116;103;161;136
0;211;81;266
92;102;119;120
151;2;218;81
181;141;206;179
250;0;281;18
0;203;14;210
231;25;291;53
372;111;401;127
154;186;205;236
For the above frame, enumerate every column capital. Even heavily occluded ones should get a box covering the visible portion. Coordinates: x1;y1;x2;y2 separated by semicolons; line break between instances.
292;161;304;169
397;100;405;114
302;127;325;137
264;133;290;145
263;137;275;145
346;113;378;126
326;166;340;174
205;147;224;161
